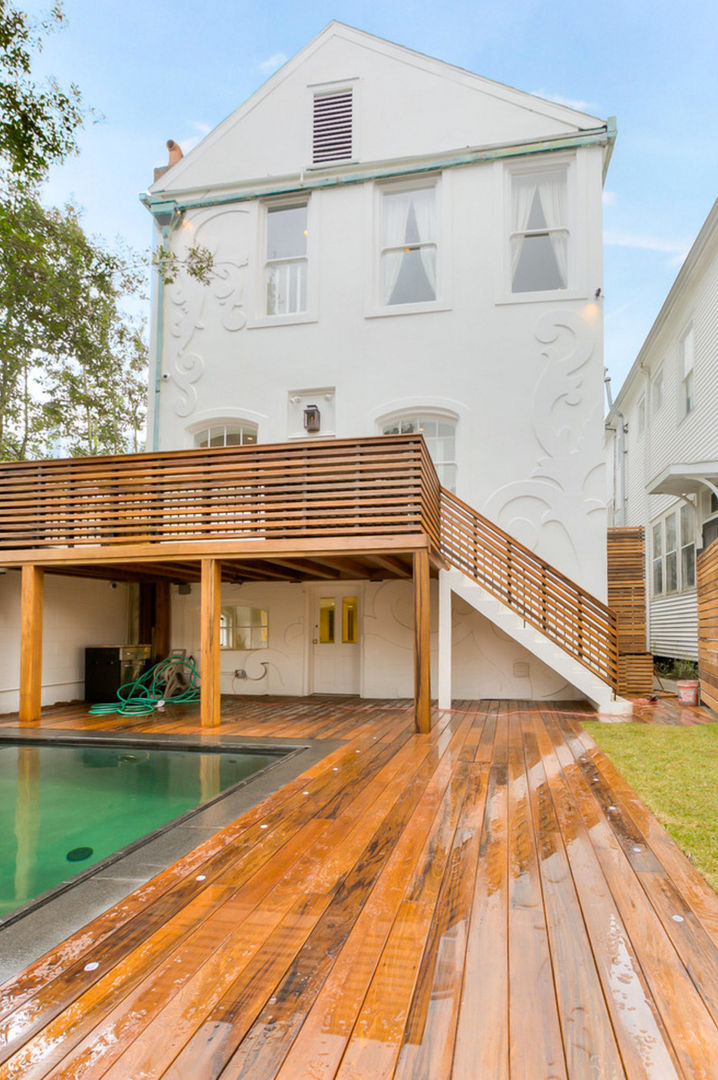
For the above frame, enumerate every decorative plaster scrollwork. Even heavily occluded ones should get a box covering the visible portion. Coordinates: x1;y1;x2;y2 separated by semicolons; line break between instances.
165;208;250;418
212;258;248;332
482;310;605;581
172;351;205;418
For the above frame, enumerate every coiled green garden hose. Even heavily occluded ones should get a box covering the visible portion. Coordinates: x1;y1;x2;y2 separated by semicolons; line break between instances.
88;655;201;716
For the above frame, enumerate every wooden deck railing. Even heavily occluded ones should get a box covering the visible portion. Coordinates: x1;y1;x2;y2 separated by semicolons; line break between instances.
0;435;616;689
0;435;440;551
440;488;619;689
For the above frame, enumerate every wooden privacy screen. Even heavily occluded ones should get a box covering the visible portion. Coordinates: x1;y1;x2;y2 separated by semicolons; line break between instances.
0;435;440;551
607;526;653;694
440;489;618;689
698;537;718;712
607;527;646;652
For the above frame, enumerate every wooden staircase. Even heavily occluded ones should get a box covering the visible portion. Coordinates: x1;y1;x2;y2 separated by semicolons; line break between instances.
440;488;628;713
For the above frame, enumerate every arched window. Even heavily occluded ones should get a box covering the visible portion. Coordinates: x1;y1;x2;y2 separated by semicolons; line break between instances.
193;421;258;449
381;414;456;491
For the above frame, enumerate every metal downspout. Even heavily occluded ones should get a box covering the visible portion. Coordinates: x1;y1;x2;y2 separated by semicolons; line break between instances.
604;371;627;526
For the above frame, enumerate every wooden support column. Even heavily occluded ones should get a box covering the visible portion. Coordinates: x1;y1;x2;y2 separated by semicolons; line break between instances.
438;569;452;711
413;549;432;734
139;581;171;660
201;558;222;728
19;565;44;724
155;579;171;659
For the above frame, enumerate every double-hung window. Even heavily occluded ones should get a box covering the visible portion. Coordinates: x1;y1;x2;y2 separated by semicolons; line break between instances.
380;184;437;306
680;504;696;588
679;325;695;416
265;203;308;316
652;506;696;595
637;397;646;437
510;168;568;294
651;367;663;415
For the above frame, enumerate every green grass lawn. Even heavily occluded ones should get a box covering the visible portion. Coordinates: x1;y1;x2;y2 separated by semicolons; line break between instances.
582;721;718;892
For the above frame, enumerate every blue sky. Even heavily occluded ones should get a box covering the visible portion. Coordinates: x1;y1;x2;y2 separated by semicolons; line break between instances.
22;0;718;389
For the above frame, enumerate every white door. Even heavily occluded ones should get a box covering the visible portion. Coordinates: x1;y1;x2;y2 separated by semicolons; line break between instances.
311;587;361;694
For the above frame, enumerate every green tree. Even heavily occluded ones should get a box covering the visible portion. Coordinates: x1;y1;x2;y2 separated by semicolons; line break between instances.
0;2;212;460
0;176;149;458
0;0;83;179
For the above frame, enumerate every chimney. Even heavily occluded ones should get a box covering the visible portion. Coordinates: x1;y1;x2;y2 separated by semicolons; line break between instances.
153;139;184;183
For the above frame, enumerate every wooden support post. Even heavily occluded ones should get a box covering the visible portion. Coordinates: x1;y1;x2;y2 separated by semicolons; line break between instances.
155;579;171;660
438;569;452;711
413;549;432;734
19;565;44;724
201;558;222;728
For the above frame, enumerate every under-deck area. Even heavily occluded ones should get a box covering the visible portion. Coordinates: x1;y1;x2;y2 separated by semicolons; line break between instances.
1;696;718;1079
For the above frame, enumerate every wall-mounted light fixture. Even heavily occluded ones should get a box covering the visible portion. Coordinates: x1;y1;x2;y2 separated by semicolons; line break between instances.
304;404;321;433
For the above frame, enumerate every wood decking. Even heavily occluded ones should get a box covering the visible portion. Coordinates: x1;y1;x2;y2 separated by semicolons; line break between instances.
2;697;718;1079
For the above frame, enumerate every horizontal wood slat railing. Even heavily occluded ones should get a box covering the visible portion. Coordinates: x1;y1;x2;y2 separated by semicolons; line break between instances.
0;435;441;552
440;488;619;689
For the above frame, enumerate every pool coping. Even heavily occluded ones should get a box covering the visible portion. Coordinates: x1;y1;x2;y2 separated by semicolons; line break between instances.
0;727;344;982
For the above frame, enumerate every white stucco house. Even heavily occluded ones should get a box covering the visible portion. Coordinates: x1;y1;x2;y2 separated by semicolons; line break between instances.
1;23;624;718
605;195;718;662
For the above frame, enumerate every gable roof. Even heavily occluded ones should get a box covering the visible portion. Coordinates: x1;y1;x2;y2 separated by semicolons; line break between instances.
150;21;608;195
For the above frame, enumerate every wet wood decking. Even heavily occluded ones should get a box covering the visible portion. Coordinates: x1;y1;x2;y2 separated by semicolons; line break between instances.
1;696;718;1079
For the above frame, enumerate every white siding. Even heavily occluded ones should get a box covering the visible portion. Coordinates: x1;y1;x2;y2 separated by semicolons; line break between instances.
649;590;698;661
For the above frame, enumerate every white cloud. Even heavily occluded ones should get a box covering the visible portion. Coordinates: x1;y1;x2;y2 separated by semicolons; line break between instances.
602;189;617;207
531;89;599;114
178;122;212;155
259;52;287;75
604;229;690;263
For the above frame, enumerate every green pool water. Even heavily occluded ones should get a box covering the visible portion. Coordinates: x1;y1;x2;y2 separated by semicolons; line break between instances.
0;741;279;919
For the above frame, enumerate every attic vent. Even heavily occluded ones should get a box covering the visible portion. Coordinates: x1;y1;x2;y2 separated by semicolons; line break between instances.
313;89;353;165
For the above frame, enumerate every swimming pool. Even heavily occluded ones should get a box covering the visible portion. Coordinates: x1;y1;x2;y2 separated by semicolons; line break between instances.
0;739;282;919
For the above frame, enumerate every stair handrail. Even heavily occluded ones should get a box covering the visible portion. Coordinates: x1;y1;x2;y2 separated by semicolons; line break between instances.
440;487;618;688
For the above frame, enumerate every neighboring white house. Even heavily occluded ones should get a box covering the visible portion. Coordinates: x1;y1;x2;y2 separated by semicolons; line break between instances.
0;22;618;713
605;195;718;662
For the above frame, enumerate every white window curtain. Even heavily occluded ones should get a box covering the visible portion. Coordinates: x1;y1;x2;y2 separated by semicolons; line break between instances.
382;191;411;304
411;189;437;292
536;174;568;283
382;187;436;303
511;171;568;286
511;178;535;277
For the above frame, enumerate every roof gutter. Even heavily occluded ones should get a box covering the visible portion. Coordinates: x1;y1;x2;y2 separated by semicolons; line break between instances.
140;124;612;217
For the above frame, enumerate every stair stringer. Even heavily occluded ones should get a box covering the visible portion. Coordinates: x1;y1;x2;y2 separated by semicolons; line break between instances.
446;569;632;717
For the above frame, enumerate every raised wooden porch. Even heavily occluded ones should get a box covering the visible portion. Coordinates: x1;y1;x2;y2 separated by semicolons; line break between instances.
0;435;620;730
1;697;718;1078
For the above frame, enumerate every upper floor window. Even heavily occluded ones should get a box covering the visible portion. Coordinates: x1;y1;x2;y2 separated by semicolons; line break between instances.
194;422;257;448
382;414;456;491
651;367;663;415
679;325;695;416
265;203;308;316
380;184;437;306
510;168;568;294
637;397;646;437
313;89;353;165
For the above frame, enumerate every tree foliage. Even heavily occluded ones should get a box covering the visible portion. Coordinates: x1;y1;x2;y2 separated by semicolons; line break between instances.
0;176;148;458
0;1;83;180
0;3;214;461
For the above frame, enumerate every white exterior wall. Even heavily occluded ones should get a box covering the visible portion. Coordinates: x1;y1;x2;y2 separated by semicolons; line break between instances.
167;579;582;701
143;25;611;702
606;207;718;660
154;146;607;591
0;573;130;715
